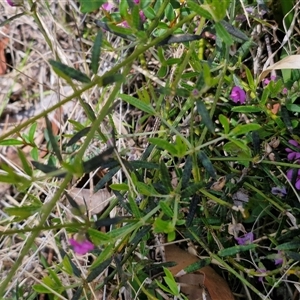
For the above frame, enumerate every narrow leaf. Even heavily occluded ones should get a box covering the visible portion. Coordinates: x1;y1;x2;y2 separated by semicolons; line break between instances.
45;116;62;162
215;22;234;45
67;127;91;147
17;149;32;176
231;106;262;113
219;114;230;134
186;1;213;19
186;194;200;227
119;94;155;114
87;257;112;282
148;138;178;156
218;244;258;257
281;106;293;134
276;240;300;251
91;31;102;74
220;20;249;42
31;161;61;175
196;100;215;134
49;60;91;83
83;147;115;173
229;123;261;136
198;151;217;179
182;155;192;187
0;139;23;146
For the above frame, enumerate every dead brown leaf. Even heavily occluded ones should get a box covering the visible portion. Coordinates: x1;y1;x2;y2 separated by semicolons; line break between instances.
258;55;300;82
0;25;9;75
68;187;112;215
165;244;234;300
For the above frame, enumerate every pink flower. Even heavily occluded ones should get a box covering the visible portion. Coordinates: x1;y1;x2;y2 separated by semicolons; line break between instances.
286;168;300;190
133;0;140;3
282;87;288;95
69;238;94;255
139;10;146;22
230;86;246;104
102;2;115;11
263;75;276;86
285;140;300;161
235;232;254;245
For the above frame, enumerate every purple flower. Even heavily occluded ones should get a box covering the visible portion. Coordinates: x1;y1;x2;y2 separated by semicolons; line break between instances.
285;140;300;161
235;232;254;245
133;0;140;3
282;87;288;95
287;168;300;190
274;251;284;266
69;238;94;255
230;86;246;104
6;0;22;6
257;268;267;283
271;186;287;196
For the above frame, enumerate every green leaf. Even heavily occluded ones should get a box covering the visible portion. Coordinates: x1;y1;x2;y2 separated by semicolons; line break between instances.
102;74;124;86
32;161;61;175
201;0;229;22
186;194;200;227
148;137;178;156
163;268;179;296
87;258;112;282
219;114;230;134
82;147;115;173
28;122;37;143
286;104;300;112
109;183;129;191
45;116;62;162
88;228;111;245
136;181;159;196
159;201;174;218
94;166;120;192
260;87;270;105
218;244;258;257
229;123;261;136
198;151;217;179
276;240;300;251
159;161;172;192
0;139;23;146
128;194;141;218
220;20;249;42
231;106;262;113
215;22;234;46
184;259;211;273
91;31;103;74
17;149;32;176
154;218;174;234
196;100;215;134
67;127;91;147
186;1;213;19
49;59;91;83
281;105;293;133
244;65;255;91
79;0;106;12
226;138;250;152
4;205;41;219
119;94;155;114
